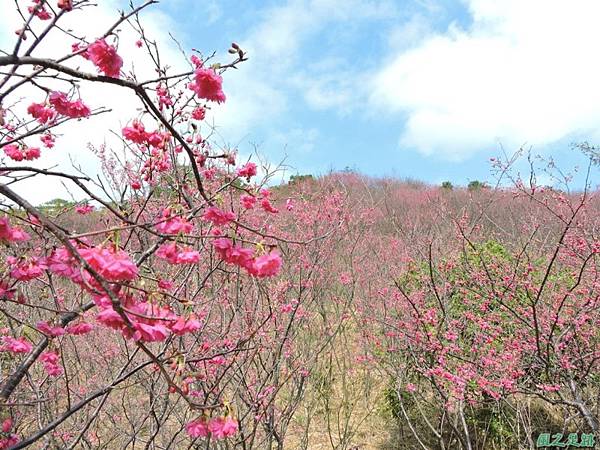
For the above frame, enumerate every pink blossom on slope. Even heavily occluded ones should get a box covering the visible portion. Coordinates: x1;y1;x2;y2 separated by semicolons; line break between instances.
78;246;139;282
185;416;238;440
156;242;200;265
260;197;279;214
169;315;201;336
8;256;46;281
1;418;12;433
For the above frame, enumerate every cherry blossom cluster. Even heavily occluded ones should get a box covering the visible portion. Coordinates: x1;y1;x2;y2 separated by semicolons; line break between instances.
212;238;283;278
0;418;18;450
185;416;238;440
77;38;123;78
0;216;30;242
94;294;200;342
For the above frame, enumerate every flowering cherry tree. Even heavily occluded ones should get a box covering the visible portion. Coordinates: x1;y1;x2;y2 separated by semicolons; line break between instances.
349;159;600;449
0;1;347;448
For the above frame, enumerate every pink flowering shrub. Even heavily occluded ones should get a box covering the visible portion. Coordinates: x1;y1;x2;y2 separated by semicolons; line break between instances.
341;166;600;448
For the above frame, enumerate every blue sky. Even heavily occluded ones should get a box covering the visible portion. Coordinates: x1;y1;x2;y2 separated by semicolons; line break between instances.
150;0;600;188
2;0;599;204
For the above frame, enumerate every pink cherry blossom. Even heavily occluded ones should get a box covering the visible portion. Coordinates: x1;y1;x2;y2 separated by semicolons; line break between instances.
49;91;91;118
0;336;32;353
261;197;279;214
0;282;15;300
27;102;56;124
240;194;257;209
156;85;173;111
122;120;148;144
8;256;47;281
155;209;194;234
3;144;23;161
190;55;203;68
280;303;293;313
170;315;201;335
29;3;51;20
75;204;95;215
127;321;170;342
57;0;73;11
96;308;124;330
174;248;201;264
158;279;173;290
186;417;210;438
208;416;238;439
237;162;257;179
85;38;123;78
191;106;206;120
202;207;235;226
1;418;12;433
212;238;233;258
40;133;55;148
188;68;226;103
0;216;30;242
40;351;62;377
65;322;94;335
37;321;66;337
3;144;40;161
251;251;283;278
78;246;139;282
156;242;200;265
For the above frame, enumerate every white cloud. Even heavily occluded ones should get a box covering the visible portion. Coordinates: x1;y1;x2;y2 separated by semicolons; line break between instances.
203;1;223;25
271;127;320;155
386;14;433;51
212;0;398;144
371;0;600;160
